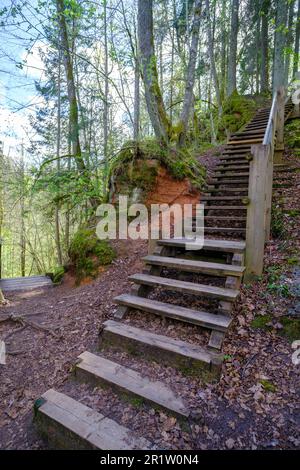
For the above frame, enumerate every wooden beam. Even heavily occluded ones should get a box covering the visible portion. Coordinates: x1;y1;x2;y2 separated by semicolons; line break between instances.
245;144;270;281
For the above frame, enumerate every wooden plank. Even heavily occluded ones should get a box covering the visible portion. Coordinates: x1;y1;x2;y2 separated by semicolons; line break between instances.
216;165;249;171
245;144;270;281
157;238;246;253
204;227;246;233
76;352;189;418
142;255;245;277
204;215;247;220
202;195;247;201
228;138;263;145
35;389;152;450
115;293;232;331
204;205;247;210
208;180;249;185
127;272;240;301
214;172;250;177
101;320;223;380
206;188;248;193
208;331;225;350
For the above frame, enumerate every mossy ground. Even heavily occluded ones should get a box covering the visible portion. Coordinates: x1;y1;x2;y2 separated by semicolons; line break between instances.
251;314;300;342
285;120;300;157
218;91;256;137
69;228;116;284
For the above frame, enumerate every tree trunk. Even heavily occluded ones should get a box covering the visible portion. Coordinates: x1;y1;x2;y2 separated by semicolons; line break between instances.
284;0;295;85
227;0;239;96
261;0;270;93
137;0;171;143
178;0;203;146
56;0;85;172
220;0;227;101
205;0;222;115
55;48;63;267
293;0;300;75
20;142;26;277
273;0;288;92
103;0;109;189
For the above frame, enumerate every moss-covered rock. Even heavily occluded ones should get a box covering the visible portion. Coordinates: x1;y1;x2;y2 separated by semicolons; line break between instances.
219;91;256;136
109;138;206;203
69;228;116;284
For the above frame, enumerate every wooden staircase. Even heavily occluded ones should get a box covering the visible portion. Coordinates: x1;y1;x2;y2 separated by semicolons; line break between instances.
34;99;298;449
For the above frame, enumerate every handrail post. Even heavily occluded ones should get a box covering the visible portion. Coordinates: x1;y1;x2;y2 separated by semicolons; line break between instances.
274;86;285;163
245;144;270;282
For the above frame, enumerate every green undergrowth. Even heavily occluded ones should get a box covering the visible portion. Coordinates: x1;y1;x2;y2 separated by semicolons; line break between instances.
251;314;300;342
271;203;286;238
219;91;256;136
109;138;206;197
69;228;116;284
52;266;65;284
285;120;300;157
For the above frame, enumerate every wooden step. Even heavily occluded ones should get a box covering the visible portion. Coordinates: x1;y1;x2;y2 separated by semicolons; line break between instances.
204;205;247;210
143;254;244;276
202;195;247;201
101;320;223;380
128;272;240;301
206;187;248;193
230;131;264;139
34;389;152;450
204;215;246;221
157;238;246;253
115;293;231;331
216;165;249;171
204;227;246;233
214;172;249;177
208;179;249;185
76;352;189;418
227;139;262;145
243;126;267;132
221;149;252;156
216;160;249;166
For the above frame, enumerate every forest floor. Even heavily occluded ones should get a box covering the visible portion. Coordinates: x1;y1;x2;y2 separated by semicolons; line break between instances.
0;146;299;450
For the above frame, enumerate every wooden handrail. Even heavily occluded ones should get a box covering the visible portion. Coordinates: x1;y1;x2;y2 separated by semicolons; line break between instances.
263;93;277;145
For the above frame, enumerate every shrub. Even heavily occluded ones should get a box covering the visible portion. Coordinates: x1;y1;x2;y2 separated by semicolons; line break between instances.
69;228;116;283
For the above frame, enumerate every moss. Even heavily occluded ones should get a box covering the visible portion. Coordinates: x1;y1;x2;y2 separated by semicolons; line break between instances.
52;266;65;284
279;317;300;342
287;257;299;266
259;379;277;393
219;91;256;136
69;228;116;284
285;120;300;152
251;315;272;330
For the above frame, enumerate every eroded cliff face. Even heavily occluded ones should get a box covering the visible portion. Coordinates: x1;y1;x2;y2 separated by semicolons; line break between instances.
145;165;200;207
110;159;201;207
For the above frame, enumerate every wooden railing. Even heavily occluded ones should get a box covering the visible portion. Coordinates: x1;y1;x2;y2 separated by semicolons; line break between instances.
244;85;295;281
